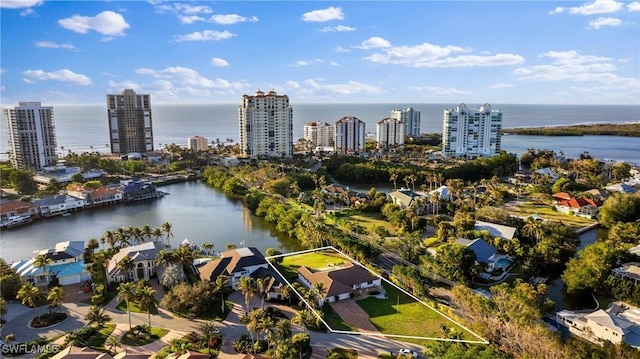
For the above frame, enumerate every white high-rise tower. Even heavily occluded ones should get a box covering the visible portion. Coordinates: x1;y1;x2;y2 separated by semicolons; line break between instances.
4;102;58;170
107;89;154;155
376;117;405;149
334;116;366;154
239;90;293;157
442;103;502;158
390;107;420;137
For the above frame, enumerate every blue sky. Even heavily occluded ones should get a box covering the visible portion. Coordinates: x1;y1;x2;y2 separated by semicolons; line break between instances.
1;0;639;104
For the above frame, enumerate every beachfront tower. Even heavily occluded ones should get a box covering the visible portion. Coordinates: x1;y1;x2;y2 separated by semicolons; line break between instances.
442;103;502;158
376;117;405;150
303;121;335;152
390;107;420;137
107;89;154;155
334;116;366;155
4;102;58;170
239;90;293;157
187;135;209;152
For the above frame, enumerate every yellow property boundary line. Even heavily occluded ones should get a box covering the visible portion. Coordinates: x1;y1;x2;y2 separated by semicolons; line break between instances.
266;246;489;345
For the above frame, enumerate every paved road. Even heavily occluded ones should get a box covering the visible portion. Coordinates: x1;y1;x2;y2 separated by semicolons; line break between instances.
1;289;424;359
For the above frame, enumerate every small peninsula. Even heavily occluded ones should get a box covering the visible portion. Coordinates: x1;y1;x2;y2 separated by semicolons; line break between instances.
502;122;640;137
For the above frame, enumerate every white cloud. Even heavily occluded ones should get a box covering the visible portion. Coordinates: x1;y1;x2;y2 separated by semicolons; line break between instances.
35;41;78;50
20;8;36;16
360;37;392;49
0;0;42;9
413;53;525;68
179;15;205;24
409;86;472;96
303;79;381;95
329;62;339;66
135;66;247;91
320;25;356;32
335;45;351;53
290;59;325;67
302;7;344;22
490;83;514;89
154;3;213;15
211;58;230;67
364;42;467;64
58;11;130;36
551;0;623;15
172;30;235;42
209;14;258;25
22;69;92;85
514;50;618;81
588;17;622;28
629;2;640;11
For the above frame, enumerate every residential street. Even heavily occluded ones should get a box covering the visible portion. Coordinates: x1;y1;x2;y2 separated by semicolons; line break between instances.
1;286;425;358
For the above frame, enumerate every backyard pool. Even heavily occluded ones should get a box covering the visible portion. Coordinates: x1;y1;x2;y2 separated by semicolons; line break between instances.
494;257;512;270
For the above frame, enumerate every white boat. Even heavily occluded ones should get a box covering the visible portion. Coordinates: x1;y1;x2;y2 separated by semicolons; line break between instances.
61;212;71;217
1;215;33;228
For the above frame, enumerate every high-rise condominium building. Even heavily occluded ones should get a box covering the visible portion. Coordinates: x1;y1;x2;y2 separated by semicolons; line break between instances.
442;103;502;158
107;89;154;155
303;121;335;150
187;135;209;152
335;116;366;154
376;117;405;149
4;102;58;170
390;107;420;137
239;90;293;157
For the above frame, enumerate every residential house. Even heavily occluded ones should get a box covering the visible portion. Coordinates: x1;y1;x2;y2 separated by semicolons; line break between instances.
198;247;269;289
250;266;287;300
388;188;428;215
11;241;90;287
553;194;601;218
32;194;86;217
322;184;351;205
605;183;638;194
0;200;40;220
474;221;517;240
557;302;640;348
454;238;498;264
106;241;164;284
119;179;160;201
612;263;640;285
67;184;123;207
296;262;382;306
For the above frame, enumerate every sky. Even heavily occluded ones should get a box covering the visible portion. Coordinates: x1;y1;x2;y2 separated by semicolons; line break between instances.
1;0;639;105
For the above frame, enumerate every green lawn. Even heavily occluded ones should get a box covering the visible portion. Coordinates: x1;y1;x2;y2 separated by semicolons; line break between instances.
85;324;116;350
510;203;596;230
277;251;349;281
356;283;470;342
322;304;356;332
121;327;169;346
116;300;158;314
348;212;396;233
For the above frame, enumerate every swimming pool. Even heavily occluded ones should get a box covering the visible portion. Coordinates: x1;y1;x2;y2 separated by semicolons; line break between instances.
494;257;512;270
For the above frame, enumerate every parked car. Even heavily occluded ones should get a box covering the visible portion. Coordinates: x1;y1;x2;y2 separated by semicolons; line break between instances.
398;349;418;358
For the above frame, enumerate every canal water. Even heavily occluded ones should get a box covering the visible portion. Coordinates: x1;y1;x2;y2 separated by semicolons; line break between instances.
0;180;302;263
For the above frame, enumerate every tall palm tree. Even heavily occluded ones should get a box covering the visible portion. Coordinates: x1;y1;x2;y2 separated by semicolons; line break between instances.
214;275;229;313
117;282;135;331
141;224;153;242
161;222;174;247
102;230;116;249
17;282;41;308
115;227;130;248
281;284;294;306
255;277;267;309
313;282;327;306
152;228;163;242
33;254;52;290
117;255;134;282
85;305;112;328
522;218;545;245
130;226;144;245
136;284;157;328
237;276;256;313
275;318;292;342
199;321;220;356
291;310;310;333
172;246;195;279
105;336;121;354
155;249;178;269
201;242;214;256
86;238;100;255
390;173;398;191
46;286;67;314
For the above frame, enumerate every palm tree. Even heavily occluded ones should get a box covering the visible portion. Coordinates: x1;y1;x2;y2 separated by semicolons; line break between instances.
214;275;229;313
17;282;41;308
199;321;220;356
105;336;121;354
117;282;135;331
313;282;327;306
136;284;157;328
172;246;195;278
237;276;257;313
46;286;67;314
155;249;178;269
86;238;100;255
115;227;130;248
33;254;52;290
161;222;174;247
275;318;292;342
255;277;267;309
102;230;116;249
141;224;153;242
85;305;112;328
522;218;545;245
390;173;398;191
117;255;134;282
291;310;310;333
201;242;214;256
152;228;163;242
130;226;144;245
225;243;237;250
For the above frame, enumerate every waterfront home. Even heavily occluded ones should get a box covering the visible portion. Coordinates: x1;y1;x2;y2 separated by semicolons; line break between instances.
388;188;429;214
197;247;269;289
119;179;160;201
11;241;90;287
612;263;640;285
67;183;123;207
106;241;164;284
33;165;106;185
0;200;40;220
552;193;601;218
474;221;517;240
297;262;382;307
322;184;351;205
556;302;640;348
32;194;86;217
454;238;497;264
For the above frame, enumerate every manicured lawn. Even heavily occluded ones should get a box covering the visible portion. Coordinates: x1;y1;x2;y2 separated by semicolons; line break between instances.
117;300;158;314
322;304;356;332
356;283;470;342
348;212;396;233
281;251;347;270
121;327;169;346
85;324;116;349
510;203;596;230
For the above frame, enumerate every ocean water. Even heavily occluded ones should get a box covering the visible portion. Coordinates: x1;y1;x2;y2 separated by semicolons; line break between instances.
1;103;639;165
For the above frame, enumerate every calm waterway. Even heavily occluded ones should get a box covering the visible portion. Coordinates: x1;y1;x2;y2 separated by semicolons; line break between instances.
0;181;302;263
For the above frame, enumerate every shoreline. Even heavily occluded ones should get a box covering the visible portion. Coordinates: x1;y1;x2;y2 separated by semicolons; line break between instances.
502;122;640;137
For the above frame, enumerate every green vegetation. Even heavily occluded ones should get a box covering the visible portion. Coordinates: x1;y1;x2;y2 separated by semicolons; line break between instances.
356;283;469;341
84;324;116;349
116;300;158;314
281;252;347;270
509;202;596;229
321;304;356;332
327;348;358;359
120;325;169;346
502;123;640;137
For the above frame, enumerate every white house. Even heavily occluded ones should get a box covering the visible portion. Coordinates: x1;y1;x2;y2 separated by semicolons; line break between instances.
198;247;269;289
474;221;517;240
32;194;86;217
557;303;640;348
106;241;164;284
297;262;382;307
11;241;90;287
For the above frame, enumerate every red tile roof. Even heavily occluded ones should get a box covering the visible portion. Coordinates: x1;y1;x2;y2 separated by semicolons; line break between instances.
0;200;38;214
